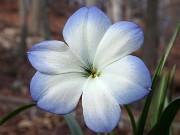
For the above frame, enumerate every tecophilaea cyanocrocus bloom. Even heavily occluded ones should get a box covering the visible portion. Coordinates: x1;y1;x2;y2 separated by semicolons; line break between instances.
28;6;152;133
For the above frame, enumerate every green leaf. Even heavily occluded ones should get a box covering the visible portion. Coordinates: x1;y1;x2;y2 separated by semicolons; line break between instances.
109;130;115;135
163;96;169;111
64;113;84;135
137;21;180;135
147;97;180;135
151;71;170;126
169;65;176;101
166;65;176;135
163;97;172;135
124;105;137;135
137;50;164;135
0;103;36;126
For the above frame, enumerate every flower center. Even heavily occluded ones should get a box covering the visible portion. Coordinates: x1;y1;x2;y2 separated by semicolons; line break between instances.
91;71;98;78
90;67;101;78
82;67;100;78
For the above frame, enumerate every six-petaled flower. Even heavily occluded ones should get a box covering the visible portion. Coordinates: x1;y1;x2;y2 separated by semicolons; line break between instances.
28;6;152;133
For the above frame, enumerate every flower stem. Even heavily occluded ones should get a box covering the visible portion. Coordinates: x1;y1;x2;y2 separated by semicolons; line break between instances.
124;105;137;135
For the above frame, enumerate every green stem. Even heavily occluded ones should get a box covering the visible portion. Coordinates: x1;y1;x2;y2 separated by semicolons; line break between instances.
0;103;36;126
124;105;137;135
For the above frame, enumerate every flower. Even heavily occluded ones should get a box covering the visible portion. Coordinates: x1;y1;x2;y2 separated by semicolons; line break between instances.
28;6;152;133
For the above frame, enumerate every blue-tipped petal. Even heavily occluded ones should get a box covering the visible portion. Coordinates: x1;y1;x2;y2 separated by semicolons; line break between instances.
94;21;144;70
82;77;120;133
30;72;86;114
28;40;86;75
100;55;152;105
63;6;111;65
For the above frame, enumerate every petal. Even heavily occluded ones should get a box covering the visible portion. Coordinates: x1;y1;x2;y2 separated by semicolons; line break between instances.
100;55;152;105
30;72;86;114
94;21;144;70
82;77;120;133
28;40;87;75
63;6;111;66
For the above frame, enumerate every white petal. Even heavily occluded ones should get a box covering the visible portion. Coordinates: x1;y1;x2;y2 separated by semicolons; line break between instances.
100;55;152;104
63;6;111;66
94;21;144;70
30;72;86;114
28;40;87;75
82;77;120;133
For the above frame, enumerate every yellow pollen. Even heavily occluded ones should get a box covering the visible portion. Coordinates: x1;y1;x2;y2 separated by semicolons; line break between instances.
92;73;97;78
91;71;100;78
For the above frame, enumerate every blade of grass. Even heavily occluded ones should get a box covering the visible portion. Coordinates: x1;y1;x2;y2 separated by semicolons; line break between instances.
0;103;36;126
163;96;169;112
169;65;176;101
137;54;164;135
151;71;170;126
147;97;180;135
163;96;172;135
137;21;180;135
64;114;84;135
110;130;115;135
164;65;176;135
124;105;137;135
166;65;176;135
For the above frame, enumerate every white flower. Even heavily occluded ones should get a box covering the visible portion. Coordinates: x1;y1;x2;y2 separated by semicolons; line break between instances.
28;6;152;133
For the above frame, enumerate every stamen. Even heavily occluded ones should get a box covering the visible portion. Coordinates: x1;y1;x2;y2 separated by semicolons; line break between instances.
91;72;97;78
